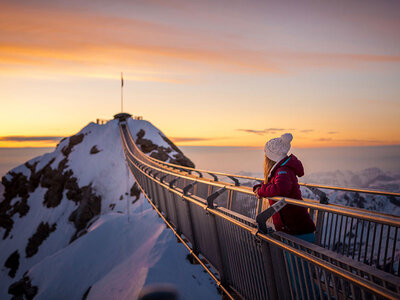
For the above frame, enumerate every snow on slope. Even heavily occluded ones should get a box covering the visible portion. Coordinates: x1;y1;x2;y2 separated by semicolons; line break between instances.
301;168;400;216
0;118;217;299
239;167;400;216
29;201;219;300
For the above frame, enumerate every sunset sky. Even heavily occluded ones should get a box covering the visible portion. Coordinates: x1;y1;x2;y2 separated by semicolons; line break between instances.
0;0;399;148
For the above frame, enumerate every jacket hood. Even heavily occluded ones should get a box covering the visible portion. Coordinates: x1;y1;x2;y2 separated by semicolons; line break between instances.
272;154;304;177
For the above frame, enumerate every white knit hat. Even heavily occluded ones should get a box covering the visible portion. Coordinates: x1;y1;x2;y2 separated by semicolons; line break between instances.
264;133;293;162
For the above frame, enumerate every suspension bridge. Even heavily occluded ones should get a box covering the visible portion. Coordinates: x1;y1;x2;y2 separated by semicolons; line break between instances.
117;115;400;300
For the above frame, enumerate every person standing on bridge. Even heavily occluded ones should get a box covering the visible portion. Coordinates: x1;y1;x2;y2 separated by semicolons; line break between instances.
253;133;316;242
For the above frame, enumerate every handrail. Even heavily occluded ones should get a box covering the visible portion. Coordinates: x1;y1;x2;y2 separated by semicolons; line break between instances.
121;125;400;226
130;158;399;300
119;123;400;300
124;130;400;198
121;122;400;280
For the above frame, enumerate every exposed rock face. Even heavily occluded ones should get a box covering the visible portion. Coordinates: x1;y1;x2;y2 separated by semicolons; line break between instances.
90;145;101;154
130;182;141;202
62;134;84;156
68;185;101;243
8;275;37;300
135;129;158;153
135;129;195;168
150;148;169;162
160;134;195;168
4;250;20;278
351;193;366;209
41;161;73;208
0;133;87;240
1;172;31;239
1;131;103;252
26;222;57;258
42;134;85;208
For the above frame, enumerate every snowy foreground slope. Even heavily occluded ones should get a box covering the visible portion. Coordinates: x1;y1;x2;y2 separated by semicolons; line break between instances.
0;118;219;300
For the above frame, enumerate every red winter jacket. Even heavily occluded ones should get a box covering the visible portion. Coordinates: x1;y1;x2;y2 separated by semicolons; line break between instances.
255;154;316;235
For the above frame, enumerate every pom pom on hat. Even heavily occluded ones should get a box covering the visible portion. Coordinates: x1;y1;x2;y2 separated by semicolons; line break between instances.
281;133;293;144
264;133;293;162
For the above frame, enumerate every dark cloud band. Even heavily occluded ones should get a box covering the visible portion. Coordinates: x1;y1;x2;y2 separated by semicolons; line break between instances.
237;128;287;135
170;137;227;143
0;136;63;142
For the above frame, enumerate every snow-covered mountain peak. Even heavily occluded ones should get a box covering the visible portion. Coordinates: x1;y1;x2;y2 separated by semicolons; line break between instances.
0;118;216;300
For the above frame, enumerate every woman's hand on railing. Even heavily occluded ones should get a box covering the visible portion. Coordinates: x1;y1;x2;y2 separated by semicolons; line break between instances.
253;184;262;199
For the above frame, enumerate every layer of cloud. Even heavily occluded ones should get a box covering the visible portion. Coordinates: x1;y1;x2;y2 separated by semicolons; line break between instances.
1;2;399;82
0;136;63;142
314;138;384;144
237;128;286;135
170;137;228;143
0;4;279;78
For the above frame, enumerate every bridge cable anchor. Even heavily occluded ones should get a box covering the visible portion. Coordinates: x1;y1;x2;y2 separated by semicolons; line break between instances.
227;176;240;186
207;173;218;182
305;185;329;204
183;181;198;196
206;186;227;209
169;178;178;189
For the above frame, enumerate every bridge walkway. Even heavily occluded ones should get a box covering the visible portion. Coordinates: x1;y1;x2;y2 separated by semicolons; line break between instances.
119;121;400;300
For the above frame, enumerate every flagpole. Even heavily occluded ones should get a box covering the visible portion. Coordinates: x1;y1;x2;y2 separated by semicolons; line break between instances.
121;72;123;112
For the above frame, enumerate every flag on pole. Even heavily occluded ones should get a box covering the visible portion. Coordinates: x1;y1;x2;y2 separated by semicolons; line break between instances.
121;72;124;87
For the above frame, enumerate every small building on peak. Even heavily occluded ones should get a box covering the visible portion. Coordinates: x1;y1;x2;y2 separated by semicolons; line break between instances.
113;113;132;121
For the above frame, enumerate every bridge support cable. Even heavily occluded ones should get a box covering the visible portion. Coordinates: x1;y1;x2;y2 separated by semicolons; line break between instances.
120;123;400;299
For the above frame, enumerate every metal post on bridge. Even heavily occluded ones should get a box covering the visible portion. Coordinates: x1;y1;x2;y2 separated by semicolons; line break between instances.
261;239;292;300
206;188;228;289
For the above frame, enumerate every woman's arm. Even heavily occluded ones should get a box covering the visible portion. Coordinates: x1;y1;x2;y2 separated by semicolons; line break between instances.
257;170;292;198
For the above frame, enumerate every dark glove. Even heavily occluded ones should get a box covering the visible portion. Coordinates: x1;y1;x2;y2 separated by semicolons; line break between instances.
253;184;261;192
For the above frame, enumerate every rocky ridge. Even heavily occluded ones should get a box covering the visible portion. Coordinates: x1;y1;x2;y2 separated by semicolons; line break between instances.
0;118;205;300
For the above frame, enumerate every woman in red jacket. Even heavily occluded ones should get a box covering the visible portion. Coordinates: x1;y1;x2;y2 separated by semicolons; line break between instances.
253;133;316;242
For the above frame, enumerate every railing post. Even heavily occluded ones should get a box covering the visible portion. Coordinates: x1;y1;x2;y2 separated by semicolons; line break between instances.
260;240;279;300
267;241;292;300
161;185;171;220
184;197;199;253
206;190;228;286
315;210;325;246
207;211;227;286
170;192;181;234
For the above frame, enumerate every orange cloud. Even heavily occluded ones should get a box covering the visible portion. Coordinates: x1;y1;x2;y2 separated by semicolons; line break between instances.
0;4;279;78
3;2;398;82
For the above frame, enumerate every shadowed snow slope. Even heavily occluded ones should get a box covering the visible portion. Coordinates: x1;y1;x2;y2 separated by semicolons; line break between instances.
30;201;219;300
0;118;217;299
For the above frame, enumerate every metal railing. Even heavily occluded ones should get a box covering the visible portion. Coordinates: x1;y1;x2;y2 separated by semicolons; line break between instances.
122;123;400;277
119;122;400;299
135;138;400;198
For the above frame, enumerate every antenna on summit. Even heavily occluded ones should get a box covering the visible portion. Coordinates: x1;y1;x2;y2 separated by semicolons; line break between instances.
120;72;124;112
